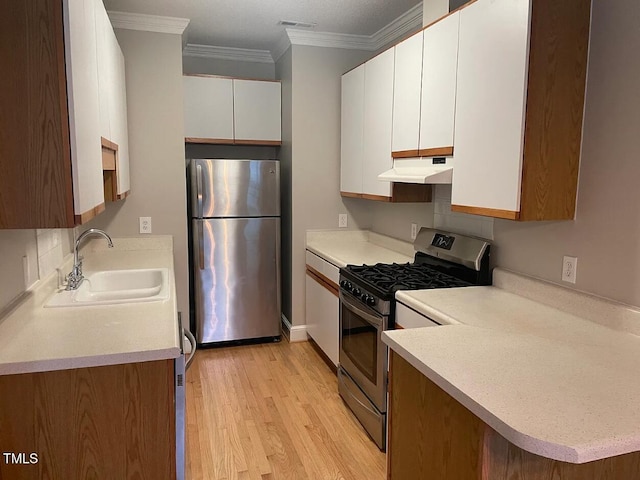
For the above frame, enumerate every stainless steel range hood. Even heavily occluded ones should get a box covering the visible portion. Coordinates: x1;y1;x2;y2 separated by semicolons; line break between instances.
378;157;453;184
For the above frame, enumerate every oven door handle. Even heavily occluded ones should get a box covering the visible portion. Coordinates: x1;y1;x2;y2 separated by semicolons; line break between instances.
340;292;383;329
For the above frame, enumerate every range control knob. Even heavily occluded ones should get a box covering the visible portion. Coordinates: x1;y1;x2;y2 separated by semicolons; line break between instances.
362;294;376;306
352;288;361;296
340;280;348;289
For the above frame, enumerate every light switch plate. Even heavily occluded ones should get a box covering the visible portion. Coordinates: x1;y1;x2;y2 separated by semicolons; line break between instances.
338;214;348;228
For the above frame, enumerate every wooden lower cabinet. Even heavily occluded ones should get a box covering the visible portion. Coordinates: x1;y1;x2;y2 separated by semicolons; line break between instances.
388;352;640;480
0;360;176;480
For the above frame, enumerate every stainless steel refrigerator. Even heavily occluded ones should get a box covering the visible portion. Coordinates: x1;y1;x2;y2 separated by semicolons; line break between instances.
189;159;281;345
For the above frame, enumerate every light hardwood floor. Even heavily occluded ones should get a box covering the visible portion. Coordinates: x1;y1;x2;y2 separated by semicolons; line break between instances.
186;341;386;480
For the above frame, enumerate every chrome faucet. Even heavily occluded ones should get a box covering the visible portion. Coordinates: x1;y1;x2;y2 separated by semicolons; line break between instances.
65;228;114;290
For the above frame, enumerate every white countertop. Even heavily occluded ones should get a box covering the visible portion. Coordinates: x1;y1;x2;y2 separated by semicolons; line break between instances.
384;275;640;463
0;236;181;375
306;230;413;268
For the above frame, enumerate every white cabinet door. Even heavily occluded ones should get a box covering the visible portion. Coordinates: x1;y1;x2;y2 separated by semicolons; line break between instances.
183;76;234;141
95;4;111;142
363;48;395;198
392;30;423;155
396;303;440;329
64;0;104;218
451;0;530;213
305;273;339;366
340;64;365;194
420;11;460;152
233;79;281;143
111;38;130;195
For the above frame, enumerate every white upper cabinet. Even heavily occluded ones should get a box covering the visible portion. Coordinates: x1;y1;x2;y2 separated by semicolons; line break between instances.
233;79;281;143
451;0;590;221
420;11;460;153
362;48;395;198
183;76;234;142
340;64;365;195
392;30;424;155
452;0;530;214
111;33;130;196
183;76;281;144
95;4;111;142
64;0;105;219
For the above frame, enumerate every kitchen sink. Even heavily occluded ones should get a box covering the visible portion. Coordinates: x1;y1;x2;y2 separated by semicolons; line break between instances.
45;268;170;308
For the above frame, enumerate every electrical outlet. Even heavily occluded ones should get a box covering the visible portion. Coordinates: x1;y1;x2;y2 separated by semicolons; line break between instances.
411;223;418;240
338;214;348;228
562;256;577;284
139;217;152;234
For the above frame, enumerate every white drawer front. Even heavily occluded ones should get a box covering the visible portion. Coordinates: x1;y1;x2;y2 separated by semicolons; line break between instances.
396;303;440;329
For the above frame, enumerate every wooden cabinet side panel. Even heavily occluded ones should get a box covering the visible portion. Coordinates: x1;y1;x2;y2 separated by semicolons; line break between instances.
389;351;483;480
0;360;175;480
0;0;74;229
519;0;591;221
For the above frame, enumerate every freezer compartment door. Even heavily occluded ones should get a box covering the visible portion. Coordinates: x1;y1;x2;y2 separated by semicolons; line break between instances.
193;218;281;343
190;159;280;218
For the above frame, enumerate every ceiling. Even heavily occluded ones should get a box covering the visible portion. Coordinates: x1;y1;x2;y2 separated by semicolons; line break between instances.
103;0;423;51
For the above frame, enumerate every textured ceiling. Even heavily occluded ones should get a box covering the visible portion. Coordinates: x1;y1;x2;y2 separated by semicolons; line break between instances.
103;0;422;50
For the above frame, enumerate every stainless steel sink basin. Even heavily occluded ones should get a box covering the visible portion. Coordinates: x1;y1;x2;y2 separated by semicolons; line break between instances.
45;268;170;307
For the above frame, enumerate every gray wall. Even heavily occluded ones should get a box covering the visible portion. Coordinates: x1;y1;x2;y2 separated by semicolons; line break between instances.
492;0;640;308
183;55;275;80
87;29;190;319
276;45;372;326
276;48;293;322
423;0;449;25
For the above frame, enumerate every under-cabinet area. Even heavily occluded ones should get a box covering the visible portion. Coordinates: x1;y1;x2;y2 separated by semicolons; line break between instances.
0;0;131;229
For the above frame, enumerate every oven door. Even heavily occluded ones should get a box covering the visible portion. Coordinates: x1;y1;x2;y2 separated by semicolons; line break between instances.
339;290;388;412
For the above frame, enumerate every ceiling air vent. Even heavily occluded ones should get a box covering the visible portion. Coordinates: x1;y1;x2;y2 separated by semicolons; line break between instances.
278;20;317;28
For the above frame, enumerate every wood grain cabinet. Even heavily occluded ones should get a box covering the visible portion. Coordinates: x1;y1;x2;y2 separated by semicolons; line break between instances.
305;251;340;367
451;0;591;221
388;351;640;480
183;75;282;146
0;360;177;480
0;0;131;229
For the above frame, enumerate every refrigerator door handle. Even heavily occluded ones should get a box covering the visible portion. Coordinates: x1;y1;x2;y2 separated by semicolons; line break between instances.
196;164;204;218
197;220;205;270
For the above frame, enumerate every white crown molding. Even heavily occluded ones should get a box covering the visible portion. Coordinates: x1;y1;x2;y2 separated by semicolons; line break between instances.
183;44;274;64
286;29;373;51
370;2;423;50
272;1;423;59
271;32;293;63
107;11;190;35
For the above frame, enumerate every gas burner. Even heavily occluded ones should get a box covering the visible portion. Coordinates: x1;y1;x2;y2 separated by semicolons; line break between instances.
345;262;471;294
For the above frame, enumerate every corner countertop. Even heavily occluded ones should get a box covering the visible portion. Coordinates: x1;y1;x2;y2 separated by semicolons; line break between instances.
0;236;181;376
383;269;640;463
306;229;414;268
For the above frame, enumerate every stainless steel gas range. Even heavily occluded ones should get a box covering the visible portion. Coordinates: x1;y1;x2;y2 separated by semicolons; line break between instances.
337;227;491;450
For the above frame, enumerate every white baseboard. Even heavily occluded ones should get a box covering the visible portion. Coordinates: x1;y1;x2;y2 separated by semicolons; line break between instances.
281;314;308;343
